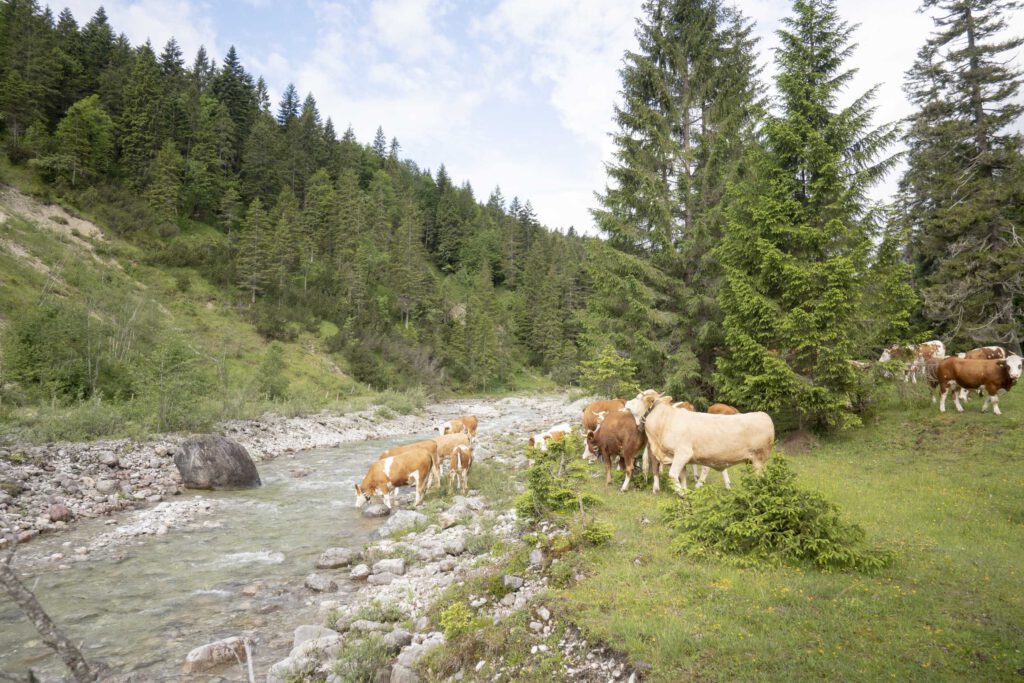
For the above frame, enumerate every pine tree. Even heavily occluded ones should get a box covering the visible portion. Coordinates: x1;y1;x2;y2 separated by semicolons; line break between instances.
211;45;257;166
237;197;271;304
79;6;114;93
715;0;898;430
269;187;301;291
277;83;300;125
119;43;165;187
147;140;184;232
241;112;283;203
372;125;387;159
901;0;1024;351
48;94;114;186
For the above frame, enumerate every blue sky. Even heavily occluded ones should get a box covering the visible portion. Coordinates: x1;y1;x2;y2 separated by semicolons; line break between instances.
56;0;1024;234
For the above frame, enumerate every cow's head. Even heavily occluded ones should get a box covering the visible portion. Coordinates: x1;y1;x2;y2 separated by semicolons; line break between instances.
624;389;661;425
354;483;371;508
1004;355;1023;381
527;435;536;448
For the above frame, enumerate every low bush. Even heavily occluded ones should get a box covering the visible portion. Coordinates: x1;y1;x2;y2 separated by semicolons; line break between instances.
661;456;895;572
515;433;598;522
330;633;389;683
353;600;404;624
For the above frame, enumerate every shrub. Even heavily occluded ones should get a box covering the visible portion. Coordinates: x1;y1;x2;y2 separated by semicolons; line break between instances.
661;456;895;572
515;433;598;522
354;600;403;624
330;633;389;683
257;343;288;400
578;519;614;546
439;601;475;640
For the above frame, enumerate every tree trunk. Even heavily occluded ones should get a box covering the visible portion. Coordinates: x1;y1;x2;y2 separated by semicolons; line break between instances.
0;553;97;682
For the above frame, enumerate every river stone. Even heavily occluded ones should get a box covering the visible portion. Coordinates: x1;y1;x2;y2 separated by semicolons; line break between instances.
304;573;337;592
372;558;406;575
529;548;546;568
362;503;391;518
350;619;389;632
502;575;524;591
367;572;396;586
294;625;341;649
384;628;414;653
182;636;247;673
316;547;355;569
379;510;429;537
174;435;261;490
350;563;371;580
266;657;295;683
291;634;343;661
390;664;420;683
443;537;466;556
98;451;119;468
48;503;71;523
95;479;117;495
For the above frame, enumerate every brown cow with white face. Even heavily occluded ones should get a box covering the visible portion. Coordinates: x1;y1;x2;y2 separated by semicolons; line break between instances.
937;355;1022;415
380;440;441;489
448;444;474;495
438;415;478;440
585;409;646;492
357;447;434;509
528;423;571;452
582;399;626;461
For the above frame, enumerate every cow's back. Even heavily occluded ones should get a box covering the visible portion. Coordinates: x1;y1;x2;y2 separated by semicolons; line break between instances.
435;433;470;457
646;406;774;463
594;410;644;453
381;439;438;460
584;399;626;431
938;357;995;389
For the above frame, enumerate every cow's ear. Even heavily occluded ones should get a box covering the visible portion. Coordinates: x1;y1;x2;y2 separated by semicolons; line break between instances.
354;483;360;494
997;359;1007;367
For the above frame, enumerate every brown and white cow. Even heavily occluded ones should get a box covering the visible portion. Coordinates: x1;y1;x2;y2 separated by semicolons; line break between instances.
380;440;441;489
878;340;945;383
707;403;740;415
955;347;1008;402
433;433;470;489
582;399;626;461
356;447;434;509
937;355;1022;415
585;409;646;492
528;423;571;452
448;444;474;495
437;415;479;439
625;389;774;495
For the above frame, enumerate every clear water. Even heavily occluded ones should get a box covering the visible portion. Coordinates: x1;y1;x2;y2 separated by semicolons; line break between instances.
0;400;557;681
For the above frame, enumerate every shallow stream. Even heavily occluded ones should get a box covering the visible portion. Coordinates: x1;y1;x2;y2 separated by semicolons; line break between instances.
0;401;555;681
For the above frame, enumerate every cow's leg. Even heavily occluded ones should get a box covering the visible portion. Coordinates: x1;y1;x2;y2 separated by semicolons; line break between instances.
604;452;613;486
721;468;732;490
384;491;393;510
691;463;700;480
695;466;712;488
939;383;950;412
412;471;423;507
667;450;693;496
991;393;1001;416
981;391;991;413
953;384;965;413
619;455;634;493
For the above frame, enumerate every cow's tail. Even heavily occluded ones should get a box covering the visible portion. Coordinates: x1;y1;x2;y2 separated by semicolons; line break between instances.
642;444;650;478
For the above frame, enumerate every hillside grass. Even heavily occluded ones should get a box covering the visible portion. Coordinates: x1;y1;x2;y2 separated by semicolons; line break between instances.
555;383;1024;681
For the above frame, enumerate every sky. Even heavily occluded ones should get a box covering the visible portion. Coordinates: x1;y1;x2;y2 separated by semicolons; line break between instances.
55;0;1024;234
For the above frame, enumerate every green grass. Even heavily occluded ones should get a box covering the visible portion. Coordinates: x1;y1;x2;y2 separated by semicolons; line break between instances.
555;384;1024;681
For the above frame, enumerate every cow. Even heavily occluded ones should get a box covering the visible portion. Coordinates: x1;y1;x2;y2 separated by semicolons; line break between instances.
673;401;695;411
955;347;1008;401
624;389;775;496
433;433;470;488
878;340;945;383
380;440;441;489
708;403;739;415
528;423;571;452
676;401;740;485
936;355;1022;415
356;447;434;509
582;399;626;461
438;415;479;440
585;409;646;492
448;444;474;495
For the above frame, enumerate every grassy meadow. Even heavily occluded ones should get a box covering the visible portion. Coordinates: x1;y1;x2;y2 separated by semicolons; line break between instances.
553;383;1024;681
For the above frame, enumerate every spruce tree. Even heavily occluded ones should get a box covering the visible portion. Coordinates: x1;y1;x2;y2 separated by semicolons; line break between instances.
147;140;184;233
49;94;114;186
237;197;271;304
901;0;1024;351
119;43;165;187
715;0;898;430
372;125;387;159
277;83;300;125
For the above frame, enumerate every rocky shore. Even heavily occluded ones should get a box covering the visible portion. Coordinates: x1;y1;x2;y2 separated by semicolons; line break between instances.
0;395;574;548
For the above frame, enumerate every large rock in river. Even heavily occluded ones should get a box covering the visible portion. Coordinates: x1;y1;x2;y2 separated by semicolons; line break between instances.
174;436;261;490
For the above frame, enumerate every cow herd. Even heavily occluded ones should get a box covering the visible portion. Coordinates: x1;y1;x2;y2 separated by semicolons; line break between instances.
353;340;1021;510
875;341;1023;415
354;415;478;510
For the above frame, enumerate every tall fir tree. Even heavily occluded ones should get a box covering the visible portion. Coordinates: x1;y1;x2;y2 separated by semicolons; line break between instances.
901;0;1024;351
715;0;898;430
236;197;271;304
119;43;165;188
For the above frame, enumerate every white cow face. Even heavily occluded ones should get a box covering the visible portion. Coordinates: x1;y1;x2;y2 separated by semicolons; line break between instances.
624;390;658;423
355;484;370;508
1006;355;1023;380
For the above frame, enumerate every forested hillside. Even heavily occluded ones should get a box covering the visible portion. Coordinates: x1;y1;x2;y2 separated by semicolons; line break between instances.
0;0;593;437
1;0;1021;438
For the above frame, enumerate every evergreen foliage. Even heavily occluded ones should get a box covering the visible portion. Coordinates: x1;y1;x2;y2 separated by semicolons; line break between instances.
661;457;895;572
715;0;898;430
900;0;1024;352
515;433;598;522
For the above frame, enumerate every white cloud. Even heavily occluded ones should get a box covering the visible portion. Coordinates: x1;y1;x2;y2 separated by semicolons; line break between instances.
369;0;455;62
